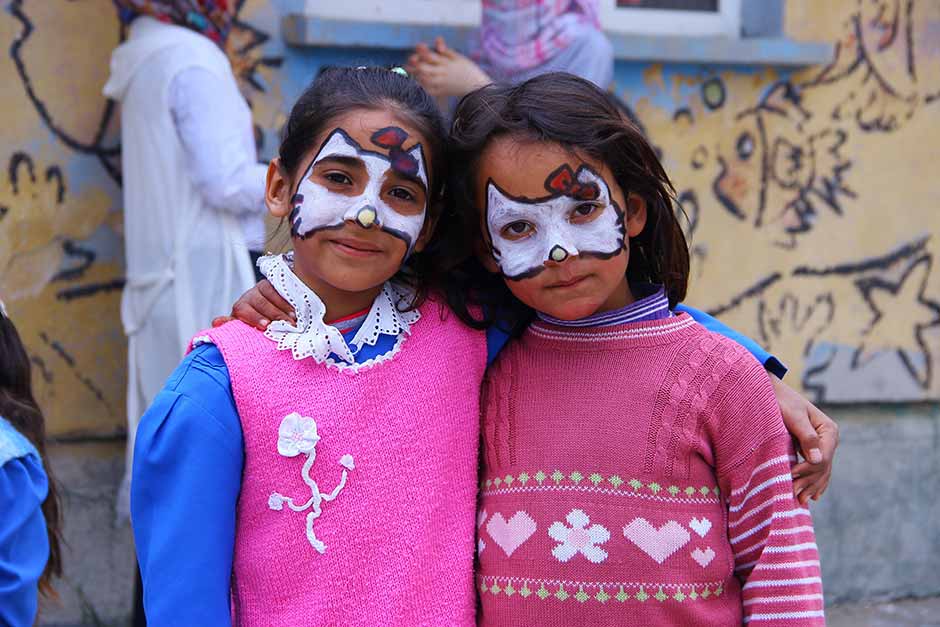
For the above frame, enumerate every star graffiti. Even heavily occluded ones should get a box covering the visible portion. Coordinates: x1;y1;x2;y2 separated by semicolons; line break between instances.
853;254;940;388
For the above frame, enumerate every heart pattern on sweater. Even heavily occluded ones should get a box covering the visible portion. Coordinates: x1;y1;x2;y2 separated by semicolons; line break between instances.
487;511;537;557
623;518;691;564
691;547;716;568
690;517;712;537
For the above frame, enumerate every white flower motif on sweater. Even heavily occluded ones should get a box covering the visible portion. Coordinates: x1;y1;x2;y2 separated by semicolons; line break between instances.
268;412;354;554
276;412;320;457
548;509;610;564
258;253;420;367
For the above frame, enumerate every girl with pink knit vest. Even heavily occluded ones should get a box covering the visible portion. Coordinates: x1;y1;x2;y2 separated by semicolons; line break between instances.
131;67;488;626
444;73;826;626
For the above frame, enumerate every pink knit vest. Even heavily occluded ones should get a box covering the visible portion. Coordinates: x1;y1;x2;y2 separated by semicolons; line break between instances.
200;301;486;627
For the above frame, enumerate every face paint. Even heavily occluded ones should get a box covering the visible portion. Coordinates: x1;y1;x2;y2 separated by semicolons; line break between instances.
486;164;625;281
289;127;429;253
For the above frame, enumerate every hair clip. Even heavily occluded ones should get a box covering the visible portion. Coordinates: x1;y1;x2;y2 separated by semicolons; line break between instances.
390;66;409;77
0;298;7;318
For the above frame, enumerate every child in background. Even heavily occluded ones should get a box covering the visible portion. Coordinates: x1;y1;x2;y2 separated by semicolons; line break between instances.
448;72;825;625
406;0;612;98
0;301;63;626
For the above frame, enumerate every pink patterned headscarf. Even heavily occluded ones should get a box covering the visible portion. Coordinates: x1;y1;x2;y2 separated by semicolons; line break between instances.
112;0;235;46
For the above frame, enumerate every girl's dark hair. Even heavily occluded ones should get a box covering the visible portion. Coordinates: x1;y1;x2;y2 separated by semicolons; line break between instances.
277;67;449;308
442;72;690;333
0;313;63;598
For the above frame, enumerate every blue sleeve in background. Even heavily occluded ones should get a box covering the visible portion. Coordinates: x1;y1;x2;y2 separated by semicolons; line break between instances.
131;344;244;627
676;304;788;379
0;454;49;627
485;323;513;367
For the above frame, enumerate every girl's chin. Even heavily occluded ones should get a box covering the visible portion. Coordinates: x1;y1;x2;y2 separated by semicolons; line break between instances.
537;300;605;321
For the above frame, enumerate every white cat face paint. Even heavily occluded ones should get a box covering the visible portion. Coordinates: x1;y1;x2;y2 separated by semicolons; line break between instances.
289;127;429;253
486;164;625;280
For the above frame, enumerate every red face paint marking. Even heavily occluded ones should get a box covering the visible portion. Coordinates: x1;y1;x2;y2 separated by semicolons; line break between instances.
370;126;420;178
545;164;600;200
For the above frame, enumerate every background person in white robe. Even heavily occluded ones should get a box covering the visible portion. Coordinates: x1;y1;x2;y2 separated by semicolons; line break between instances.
104;0;266;524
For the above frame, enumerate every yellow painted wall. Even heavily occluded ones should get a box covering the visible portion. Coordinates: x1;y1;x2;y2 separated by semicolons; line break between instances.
622;0;940;401
0;0;283;438
0;1;124;438
1;0;937;445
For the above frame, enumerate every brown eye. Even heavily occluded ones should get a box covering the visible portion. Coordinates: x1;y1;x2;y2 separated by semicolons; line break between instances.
571;203;601;220
325;172;352;185
389;187;415;202
502;221;533;238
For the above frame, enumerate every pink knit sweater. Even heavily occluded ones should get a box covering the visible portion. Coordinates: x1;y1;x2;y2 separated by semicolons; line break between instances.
201;301;486;627
477;314;824;626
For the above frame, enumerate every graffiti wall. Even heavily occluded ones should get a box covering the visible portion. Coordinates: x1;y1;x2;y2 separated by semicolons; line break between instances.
1;0;937;451
0;0;286;439
618;0;940;401
1;0;124;438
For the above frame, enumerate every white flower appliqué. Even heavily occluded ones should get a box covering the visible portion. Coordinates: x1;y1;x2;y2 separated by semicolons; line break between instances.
268;413;354;554
277;412;321;457
548;509;610;564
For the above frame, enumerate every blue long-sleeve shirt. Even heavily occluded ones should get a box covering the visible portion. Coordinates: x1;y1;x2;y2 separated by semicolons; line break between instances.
0;417;50;627
132;307;783;625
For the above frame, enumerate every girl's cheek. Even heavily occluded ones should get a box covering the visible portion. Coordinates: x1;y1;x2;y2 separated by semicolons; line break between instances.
503;277;542;308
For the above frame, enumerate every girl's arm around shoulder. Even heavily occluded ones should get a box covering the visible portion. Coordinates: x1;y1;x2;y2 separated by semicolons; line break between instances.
0;451;49;627
131;344;243;626
676;305;786;378
707;351;825;626
680;305;838;503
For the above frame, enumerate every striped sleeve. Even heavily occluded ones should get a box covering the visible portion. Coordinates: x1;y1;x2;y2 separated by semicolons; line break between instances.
721;438;825;625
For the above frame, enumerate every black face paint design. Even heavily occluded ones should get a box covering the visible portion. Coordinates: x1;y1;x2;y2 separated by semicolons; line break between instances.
485;163;627;281
287;127;429;254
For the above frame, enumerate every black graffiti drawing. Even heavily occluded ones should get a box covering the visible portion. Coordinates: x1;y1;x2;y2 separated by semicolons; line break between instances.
2;151;110;289
757;292;836;359
800;0;940;133
854;253;940;389
714;81;857;249
215;1;285;156
9;0;284;183
38;331;114;416
705;236;937;394
53;240;96;282
701;77;726;110
56;278;125;302
9;0;123;183
705;272;783;318
228;1;285;94
30;354;53;385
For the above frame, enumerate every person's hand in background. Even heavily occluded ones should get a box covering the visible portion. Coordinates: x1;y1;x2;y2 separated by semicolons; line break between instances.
406;36;492;99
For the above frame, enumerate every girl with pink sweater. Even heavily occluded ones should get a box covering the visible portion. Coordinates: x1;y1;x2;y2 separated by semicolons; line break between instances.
445;73;826;626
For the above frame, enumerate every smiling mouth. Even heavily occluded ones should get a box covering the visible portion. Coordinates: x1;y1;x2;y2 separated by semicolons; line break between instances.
329;237;383;257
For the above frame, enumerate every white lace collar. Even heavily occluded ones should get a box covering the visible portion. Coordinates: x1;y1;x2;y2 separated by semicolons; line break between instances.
258;253;420;365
